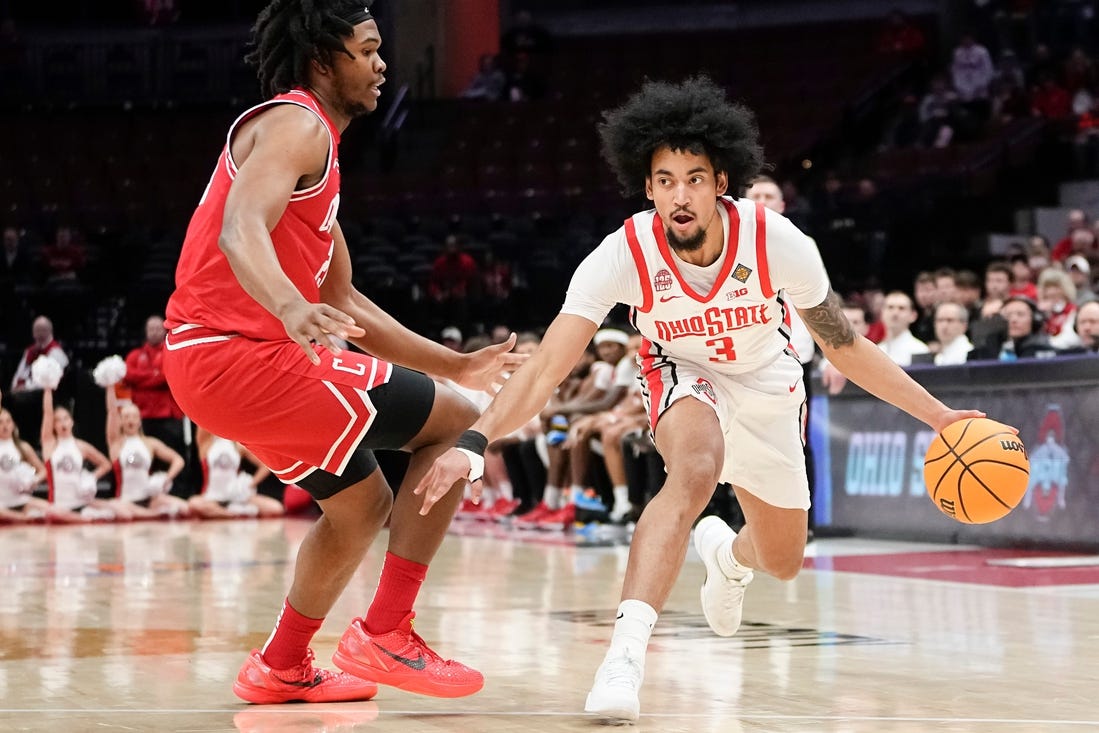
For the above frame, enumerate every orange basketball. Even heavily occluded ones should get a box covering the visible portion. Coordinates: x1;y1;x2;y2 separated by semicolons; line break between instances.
923;417;1030;524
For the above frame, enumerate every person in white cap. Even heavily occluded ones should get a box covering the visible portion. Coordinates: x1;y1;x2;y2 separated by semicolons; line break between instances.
1064;255;1097;305
414;76;983;722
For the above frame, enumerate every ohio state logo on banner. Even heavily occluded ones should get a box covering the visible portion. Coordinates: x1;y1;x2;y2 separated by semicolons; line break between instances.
1024;405;1070;520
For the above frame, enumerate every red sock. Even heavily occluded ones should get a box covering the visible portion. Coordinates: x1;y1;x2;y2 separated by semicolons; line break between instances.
364;551;428;634
260;598;324;670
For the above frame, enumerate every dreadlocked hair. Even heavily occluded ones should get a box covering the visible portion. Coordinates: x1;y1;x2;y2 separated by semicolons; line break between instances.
245;0;367;98
598;76;764;198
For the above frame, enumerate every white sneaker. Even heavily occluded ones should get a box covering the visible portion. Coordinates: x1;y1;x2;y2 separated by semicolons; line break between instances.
693;515;753;637
584;649;643;722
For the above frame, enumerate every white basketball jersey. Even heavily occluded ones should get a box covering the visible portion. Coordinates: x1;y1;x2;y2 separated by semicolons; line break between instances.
49;437;86;509
0;438;29;508
626;198;794;376
204;437;242;503
117;435;153;503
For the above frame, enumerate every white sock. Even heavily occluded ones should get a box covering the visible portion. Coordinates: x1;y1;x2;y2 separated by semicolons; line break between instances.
570;485;584;503
608;599;657;659
717;535;752;580
612;485;630;512
498;480;513;501
543;486;561;509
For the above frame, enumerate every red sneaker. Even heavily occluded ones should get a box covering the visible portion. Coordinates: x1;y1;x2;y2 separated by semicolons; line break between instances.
513;501;552;528
332;612;484;698
489;497;521;521
455;498;487;520
232;649;378;704
536;503;576;530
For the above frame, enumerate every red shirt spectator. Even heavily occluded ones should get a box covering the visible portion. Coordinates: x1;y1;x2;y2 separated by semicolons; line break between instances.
123;315;183;420
428;235;479;302
1030;77;1072;119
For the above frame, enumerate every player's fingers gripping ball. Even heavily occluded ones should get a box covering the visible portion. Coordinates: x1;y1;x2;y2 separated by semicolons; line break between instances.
923;417;1029;524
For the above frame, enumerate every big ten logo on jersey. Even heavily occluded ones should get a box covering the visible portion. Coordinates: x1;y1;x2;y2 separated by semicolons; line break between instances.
653;269;673;293
844;429;937;497
726;287;749;301
691;378;717;404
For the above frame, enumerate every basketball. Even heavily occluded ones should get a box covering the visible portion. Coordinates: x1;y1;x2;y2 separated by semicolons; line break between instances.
923;418;1030;524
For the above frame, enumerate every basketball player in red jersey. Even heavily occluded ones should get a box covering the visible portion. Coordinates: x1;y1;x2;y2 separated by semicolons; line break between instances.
162;0;522;704
415;77;986;721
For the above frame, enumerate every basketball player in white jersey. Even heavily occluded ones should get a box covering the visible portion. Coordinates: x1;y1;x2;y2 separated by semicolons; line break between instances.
105;386;189;519
40;387;128;522
416;76;984;721
0;402;50;522
189;425;285;519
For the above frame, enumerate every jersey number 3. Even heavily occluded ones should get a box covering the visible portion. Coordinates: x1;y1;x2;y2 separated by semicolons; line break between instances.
706;336;737;363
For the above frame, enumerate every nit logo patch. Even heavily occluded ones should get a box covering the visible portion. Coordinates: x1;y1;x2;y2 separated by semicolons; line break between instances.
653;268;673;292
732;263;753;283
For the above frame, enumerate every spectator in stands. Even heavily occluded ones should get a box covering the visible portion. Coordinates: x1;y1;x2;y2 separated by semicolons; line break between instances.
935;267;958;304
428;234;479;325
1072;300;1099;351
989;76;1031;123
876;291;931;365
1051;209;1088;261
1030;73;1072;119
933;302;974;365
10;316;67;395
1037;268;1082;349
875;9;926;58
1073;88;1099;176
779;181;812;232
478;249;513;325
1065;255;1098;304
1063;47;1096;94
951;33;995;122
912;271;938;343
821;291;927;394
40;225;86;284
0;225;37;291
954;269;983;320
503;51;546;102
123;315;186;467
1008;253;1039;299
500;10;553;71
842;301;870;338
460;54;505;101
440;326;463;352
980;294;1055;358
970;260;1012;356
918;75;959;147
862;285;887;343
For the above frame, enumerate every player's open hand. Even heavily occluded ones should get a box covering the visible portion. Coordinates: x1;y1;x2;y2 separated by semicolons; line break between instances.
279;301;365;365
414;448;480;515
454;332;528;394
929;408;991;435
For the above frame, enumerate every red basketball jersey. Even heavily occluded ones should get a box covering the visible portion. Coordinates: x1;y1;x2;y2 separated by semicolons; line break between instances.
166;88;342;340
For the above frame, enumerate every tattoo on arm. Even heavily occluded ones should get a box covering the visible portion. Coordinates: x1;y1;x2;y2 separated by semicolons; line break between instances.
801;290;857;350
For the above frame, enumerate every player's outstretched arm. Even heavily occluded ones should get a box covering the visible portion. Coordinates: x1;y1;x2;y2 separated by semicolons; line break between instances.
414;314;599;515
799;290;984;433
321;221;525;389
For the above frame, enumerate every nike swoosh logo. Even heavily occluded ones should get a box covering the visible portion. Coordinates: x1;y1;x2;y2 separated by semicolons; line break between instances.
659;295;683;302
373;642;427;670
272;671;324;688
788;383;799;393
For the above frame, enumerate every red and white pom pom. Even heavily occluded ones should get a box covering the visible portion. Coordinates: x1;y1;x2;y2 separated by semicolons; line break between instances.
14;463;37;494
149;471;172;496
30;356;63;390
93;355;127;388
228;472;257;504
78;470;98;502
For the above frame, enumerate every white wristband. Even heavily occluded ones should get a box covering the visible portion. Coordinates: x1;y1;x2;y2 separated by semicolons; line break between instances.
455;448;485;482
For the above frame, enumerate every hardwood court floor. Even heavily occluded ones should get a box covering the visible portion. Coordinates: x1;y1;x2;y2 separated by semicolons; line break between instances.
1;517;1097;732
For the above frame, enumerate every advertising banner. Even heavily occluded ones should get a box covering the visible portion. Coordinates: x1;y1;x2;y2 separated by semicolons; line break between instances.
811;356;1099;547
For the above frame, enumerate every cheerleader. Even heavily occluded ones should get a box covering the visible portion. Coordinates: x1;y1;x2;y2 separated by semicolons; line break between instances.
0;404;50;523
40;387;124;522
105;385;189;519
188;426;284;519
